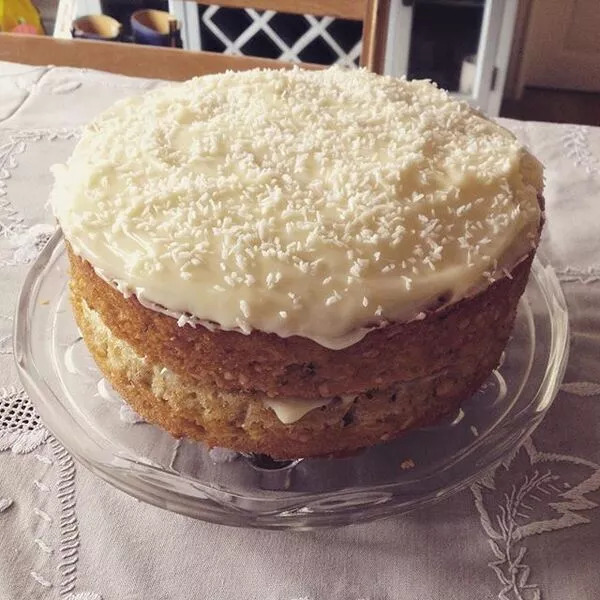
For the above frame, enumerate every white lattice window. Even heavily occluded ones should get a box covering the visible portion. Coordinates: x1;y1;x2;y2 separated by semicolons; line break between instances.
200;7;361;67
167;2;363;67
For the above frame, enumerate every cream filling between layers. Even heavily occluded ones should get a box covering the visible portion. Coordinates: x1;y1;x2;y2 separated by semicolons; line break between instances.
82;299;355;424
264;395;357;425
52;68;543;348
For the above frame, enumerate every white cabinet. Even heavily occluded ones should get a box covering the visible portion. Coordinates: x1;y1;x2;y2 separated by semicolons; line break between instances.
519;0;600;93
385;0;519;116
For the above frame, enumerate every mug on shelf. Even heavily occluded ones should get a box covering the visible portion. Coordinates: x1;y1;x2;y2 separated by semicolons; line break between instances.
71;15;122;41
130;9;181;47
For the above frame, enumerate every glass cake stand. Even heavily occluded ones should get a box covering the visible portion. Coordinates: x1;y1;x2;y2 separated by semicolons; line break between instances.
15;231;569;529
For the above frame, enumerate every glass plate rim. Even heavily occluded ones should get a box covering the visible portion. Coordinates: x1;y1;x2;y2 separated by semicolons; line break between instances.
14;230;570;528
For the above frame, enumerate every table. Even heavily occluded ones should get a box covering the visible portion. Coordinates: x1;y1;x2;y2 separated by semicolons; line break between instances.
1;62;599;600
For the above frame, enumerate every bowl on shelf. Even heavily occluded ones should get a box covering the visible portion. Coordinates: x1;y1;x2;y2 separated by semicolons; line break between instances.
71;14;122;42
130;9;181;48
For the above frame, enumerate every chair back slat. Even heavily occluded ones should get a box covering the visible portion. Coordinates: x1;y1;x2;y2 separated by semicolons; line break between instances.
0;33;322;81
360;0;390;73
191;0;367;20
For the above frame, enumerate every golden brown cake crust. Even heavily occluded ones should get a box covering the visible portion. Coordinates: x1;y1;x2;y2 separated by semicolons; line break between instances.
68;243;533;401
72;293;499;458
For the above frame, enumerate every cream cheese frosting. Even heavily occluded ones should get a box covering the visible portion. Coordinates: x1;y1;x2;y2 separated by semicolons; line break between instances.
51;67;543;349
264;394;356;425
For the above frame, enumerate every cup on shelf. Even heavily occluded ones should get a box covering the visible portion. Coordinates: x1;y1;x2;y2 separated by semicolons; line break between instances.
71;15;122;42
130;9;181;48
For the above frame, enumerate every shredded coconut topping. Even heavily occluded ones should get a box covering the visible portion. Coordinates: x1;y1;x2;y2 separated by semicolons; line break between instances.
51;67;542;349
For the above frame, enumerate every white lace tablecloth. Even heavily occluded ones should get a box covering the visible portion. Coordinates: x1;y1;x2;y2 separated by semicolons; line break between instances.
1;62;600;600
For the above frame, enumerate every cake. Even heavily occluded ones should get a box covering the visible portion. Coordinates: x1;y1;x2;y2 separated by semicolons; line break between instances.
50;68;544;459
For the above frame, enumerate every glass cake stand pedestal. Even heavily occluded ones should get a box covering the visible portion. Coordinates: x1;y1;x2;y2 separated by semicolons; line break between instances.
15;231;569;529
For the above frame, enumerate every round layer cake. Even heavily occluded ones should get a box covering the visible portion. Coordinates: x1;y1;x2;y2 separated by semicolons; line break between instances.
51;67;544;459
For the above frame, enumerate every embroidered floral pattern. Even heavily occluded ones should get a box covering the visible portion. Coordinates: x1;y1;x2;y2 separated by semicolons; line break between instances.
563;125;600;175
0;312;11;355
554;267;600;284
0;386;48;454
1;129;78;238
49;436;81;597
0;123;102;598
472;438;600;600
0;128;78;270
0;134;27;236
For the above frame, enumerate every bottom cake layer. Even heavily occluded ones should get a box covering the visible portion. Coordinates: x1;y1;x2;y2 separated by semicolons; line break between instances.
72;293;508;459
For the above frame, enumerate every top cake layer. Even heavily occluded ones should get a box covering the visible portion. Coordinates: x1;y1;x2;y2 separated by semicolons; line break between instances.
51;67;543;349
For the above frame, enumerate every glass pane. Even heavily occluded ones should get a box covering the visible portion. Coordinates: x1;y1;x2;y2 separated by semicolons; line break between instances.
407;0;486;94
196;7;363;68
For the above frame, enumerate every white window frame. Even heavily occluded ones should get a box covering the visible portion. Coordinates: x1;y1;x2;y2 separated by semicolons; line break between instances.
384;0;519;117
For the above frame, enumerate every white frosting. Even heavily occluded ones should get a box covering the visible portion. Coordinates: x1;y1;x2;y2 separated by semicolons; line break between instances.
264;397;331;425
264;394;356;425
51;67;542;348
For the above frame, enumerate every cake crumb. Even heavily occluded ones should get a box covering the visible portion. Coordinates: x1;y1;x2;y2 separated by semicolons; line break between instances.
400;458;415;470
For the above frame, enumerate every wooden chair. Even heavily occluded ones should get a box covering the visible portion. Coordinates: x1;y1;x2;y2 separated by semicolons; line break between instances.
0;33;309;81
49;0;390;75
174;1;391;74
